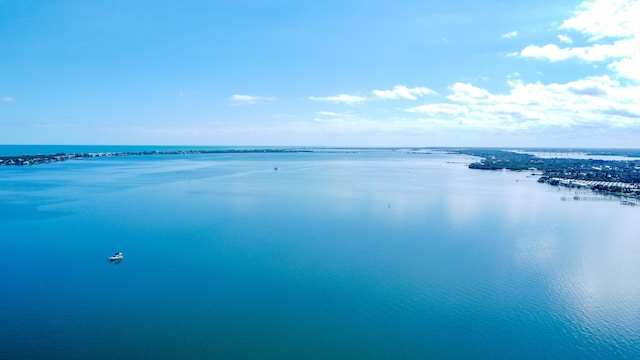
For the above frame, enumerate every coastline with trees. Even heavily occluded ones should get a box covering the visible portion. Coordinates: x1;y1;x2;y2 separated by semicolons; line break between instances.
0;148;311;166
457;148;640;200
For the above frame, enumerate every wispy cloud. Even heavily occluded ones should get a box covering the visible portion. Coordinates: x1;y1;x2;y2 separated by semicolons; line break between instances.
372;85;436;100
558;34;573;44
406;103;467;116
230;94;277;106
2;96;16;102
309;94;367;104
317;111;347;117
501;31;518;39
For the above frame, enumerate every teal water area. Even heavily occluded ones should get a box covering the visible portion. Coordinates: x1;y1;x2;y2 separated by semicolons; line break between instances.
1;151;639;359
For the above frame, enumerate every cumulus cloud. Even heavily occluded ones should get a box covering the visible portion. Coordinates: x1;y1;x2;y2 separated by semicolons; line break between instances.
372;85;435;100
520;0;640;81
309;94;367;104
502;31;518;39
230;94;277;105
403;75;640;132
560;0;639;40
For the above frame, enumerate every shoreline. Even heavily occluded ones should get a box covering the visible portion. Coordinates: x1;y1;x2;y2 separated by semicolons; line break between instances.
0;148;312;166
457;149;640;201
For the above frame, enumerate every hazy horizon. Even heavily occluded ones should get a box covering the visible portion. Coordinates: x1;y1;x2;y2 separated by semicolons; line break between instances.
1;144;640;150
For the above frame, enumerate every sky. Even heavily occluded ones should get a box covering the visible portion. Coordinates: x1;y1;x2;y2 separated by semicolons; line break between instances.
1;0;639;147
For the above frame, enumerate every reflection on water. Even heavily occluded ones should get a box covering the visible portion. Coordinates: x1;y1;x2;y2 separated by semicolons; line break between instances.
559;191;640;206
556;227;640;342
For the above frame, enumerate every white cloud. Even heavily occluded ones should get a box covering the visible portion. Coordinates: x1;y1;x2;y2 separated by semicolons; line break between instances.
446;83;491;102
558;34;573;44
309;94;367;104
608;57;640;81
521;44;569;61
502;31;518;39
2;96;16;102
372;85;435;100
520;0;640;81
406;103;467;116
560;0;639;40
520;42;630;62
317;111;347;117
402;75;640;133
230;94;277;105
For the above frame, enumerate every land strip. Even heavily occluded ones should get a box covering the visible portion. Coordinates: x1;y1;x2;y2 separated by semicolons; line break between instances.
0;148;311;166
456;148;640;200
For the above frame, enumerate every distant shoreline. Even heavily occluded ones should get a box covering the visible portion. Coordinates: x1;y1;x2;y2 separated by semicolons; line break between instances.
3;146;639;203
456;149;640;201
0;148;313;166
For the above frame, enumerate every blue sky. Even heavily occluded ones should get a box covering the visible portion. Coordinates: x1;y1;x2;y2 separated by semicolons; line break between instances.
1;0;639;147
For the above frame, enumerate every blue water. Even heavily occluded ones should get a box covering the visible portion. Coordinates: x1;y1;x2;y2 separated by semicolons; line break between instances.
1;150;639;359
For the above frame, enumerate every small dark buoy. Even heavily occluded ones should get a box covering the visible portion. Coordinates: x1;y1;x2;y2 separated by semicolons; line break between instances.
274;167;278;171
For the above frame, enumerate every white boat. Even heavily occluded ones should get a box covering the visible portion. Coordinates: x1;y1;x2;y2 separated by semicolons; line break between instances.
109;252;124;261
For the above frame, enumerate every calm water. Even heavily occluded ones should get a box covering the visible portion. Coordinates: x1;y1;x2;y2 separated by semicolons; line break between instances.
1;150;639;359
